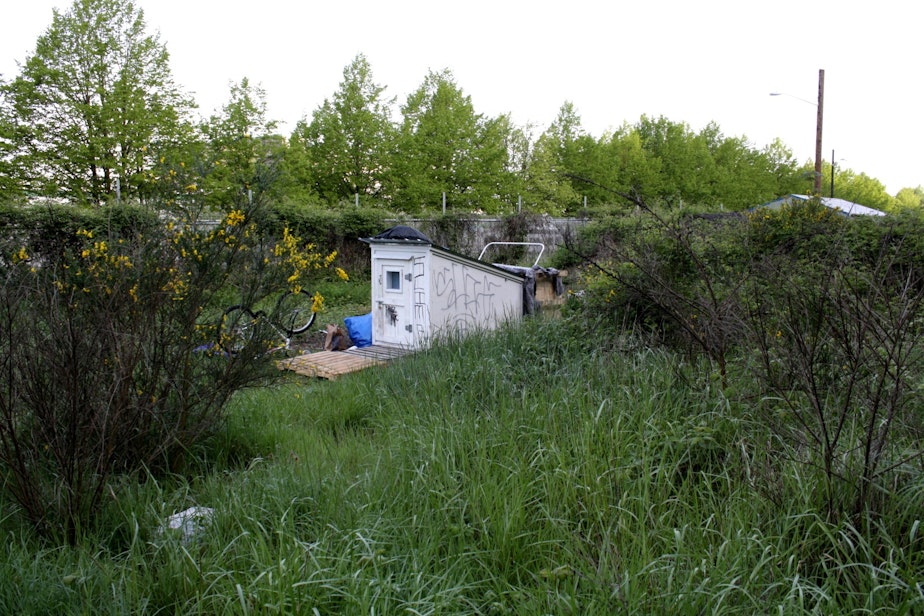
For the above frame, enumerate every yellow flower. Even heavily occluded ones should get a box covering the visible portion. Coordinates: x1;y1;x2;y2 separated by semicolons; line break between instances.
225;210;246;227
335;267;349;282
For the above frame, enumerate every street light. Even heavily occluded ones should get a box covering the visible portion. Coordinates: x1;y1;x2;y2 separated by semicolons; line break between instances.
770;69;825;195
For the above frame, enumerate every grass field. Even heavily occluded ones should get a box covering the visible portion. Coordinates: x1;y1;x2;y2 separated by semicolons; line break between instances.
1;309;922;614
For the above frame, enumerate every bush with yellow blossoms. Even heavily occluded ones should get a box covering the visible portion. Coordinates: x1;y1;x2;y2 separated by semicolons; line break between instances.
0;200;345;543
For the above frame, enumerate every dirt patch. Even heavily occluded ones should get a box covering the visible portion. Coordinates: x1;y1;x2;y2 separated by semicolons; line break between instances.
289;328;327;353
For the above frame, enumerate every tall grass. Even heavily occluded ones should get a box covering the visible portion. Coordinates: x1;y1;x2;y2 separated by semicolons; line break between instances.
0;316;921;613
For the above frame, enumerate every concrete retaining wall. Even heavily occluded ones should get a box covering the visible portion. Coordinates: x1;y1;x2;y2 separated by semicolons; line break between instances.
395;217;588;266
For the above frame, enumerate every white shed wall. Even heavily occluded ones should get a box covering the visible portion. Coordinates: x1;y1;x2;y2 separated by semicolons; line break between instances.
369;242;524;350
426;249;523;340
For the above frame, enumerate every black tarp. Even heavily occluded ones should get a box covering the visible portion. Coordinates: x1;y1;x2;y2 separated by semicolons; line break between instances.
370;226;433;243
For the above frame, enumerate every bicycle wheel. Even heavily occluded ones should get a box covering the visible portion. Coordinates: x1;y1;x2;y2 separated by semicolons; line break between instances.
218;305;259;355
275;290;317;336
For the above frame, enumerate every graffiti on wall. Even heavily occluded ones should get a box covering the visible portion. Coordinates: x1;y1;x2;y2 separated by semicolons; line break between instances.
412;256;427;338
432;261;506;332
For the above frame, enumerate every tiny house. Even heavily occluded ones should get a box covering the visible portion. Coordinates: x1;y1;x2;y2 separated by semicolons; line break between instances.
362;226;525;349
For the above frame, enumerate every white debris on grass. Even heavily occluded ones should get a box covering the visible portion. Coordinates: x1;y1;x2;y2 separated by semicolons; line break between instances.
159;506;214;544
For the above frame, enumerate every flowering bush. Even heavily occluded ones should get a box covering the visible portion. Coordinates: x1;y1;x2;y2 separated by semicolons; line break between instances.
0;203;343;543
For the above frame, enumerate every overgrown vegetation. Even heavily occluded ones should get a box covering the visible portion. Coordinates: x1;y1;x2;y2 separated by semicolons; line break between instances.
564;198;924;526
0;316;921;613
1;171;921;613
0;1;920;607
0;196;345;543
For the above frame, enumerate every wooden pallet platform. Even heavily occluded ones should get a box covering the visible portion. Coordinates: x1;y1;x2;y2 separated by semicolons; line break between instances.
277;345;414;380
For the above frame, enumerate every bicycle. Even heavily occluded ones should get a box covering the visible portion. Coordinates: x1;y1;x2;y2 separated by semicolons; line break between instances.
217;289;319;355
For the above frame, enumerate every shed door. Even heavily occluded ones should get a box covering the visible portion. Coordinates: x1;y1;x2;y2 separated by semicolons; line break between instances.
375;258;415;347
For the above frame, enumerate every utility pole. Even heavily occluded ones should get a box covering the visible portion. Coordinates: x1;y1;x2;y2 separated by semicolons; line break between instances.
814;69;825;195
770;68;826;194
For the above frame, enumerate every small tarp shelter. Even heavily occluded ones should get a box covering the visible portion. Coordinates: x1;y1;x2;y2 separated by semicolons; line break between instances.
361;226;525;350
758;194;886;217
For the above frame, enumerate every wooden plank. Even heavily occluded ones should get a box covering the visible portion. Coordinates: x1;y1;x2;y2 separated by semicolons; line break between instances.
277;345;412;380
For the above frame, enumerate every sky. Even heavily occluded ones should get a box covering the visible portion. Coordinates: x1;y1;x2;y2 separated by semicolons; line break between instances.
1;0;921;195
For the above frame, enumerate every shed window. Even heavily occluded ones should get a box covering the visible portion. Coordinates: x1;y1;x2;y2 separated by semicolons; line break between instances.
386;270;401;291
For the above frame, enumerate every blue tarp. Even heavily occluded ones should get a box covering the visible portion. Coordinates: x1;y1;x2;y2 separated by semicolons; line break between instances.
344;312;373;348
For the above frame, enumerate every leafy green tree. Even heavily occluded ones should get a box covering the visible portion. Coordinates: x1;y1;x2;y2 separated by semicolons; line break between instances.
760;138;804;197
522;102;592;213
492;113;534;209
392;69;511;214
892;186;924;211
290;54;395;206
699;125;802;209
562;133;610;211
635;115;718;206
200;78;284;210
523;132;581;214
0;80;20;198
546;101;584;146
591;126;663;207
828;166;892;211
2;0;193;205
581;119;803;211
542;102;590;180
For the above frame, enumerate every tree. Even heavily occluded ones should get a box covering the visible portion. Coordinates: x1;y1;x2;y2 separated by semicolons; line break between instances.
699;126;803;210
523;132;581;214
598;126;664;205
392;69;511;214
290;54;395;205
760;138;804;197
497;116;534;205
892;186;924;211
829;167;892;211
522;102;588;213
200;78;284;211
560;132;608;212
590;120;803;211
2;0;194;205
635;115;718;206
0;79;20;198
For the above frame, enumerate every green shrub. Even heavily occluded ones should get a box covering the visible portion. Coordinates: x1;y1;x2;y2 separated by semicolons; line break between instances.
0;199;344;543
272;203;388;273
566;199;924;519
0;201;160;260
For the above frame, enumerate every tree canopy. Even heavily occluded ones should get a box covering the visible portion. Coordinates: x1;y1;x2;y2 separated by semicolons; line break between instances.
199;78;284;211
2;0;193;205
289;54;395;205
391;69;512;214
1;0;914;214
